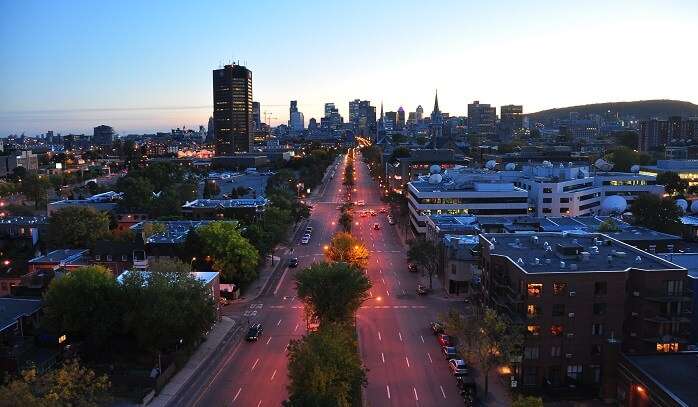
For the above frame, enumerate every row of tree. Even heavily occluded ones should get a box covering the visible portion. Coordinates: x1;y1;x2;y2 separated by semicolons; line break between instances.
285;232;372;406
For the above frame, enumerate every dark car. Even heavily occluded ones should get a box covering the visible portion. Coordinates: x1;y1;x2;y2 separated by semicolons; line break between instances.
442;346;458;359
288;257;299;268
438;334;453;347
430;321;445;335
246;323;263;341
416;284;428;295
408;263;419;273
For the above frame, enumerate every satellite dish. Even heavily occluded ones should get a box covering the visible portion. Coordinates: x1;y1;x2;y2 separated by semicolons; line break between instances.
485;160;497;170
428;173;443;184
594;158;614;172
675;199;688;212
630;164;640;173
690;200;698;213
505;163;516;171
600;196;627;215
429;164;441;174
542;160;553;167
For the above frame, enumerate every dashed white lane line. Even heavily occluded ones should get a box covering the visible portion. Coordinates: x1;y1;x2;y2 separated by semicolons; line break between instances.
398;332;403;342
378;331;382;342
294;323;299;332
420;335;425;343
397;279;401;286
251;358;260;372
381;277;385;284
276;319;282;327
405;356;410;368
256;400;262;407
381;352;385;363
402;289;407;295
265;337;271;345
379;269;382;274
270;369;277;381
233;387;242;402
413;387;419;401
386;290;390;296
386;385;391;399
427;352;433;364
440;385;446;399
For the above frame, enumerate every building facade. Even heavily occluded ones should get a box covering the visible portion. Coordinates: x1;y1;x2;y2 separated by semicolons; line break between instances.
213;64;253;155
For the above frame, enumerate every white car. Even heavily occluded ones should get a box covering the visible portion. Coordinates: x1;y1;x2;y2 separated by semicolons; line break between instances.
448;359;469;376
301;236;310;244
357;200;365;206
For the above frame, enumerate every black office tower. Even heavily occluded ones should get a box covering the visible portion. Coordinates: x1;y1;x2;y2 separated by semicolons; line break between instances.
213;64;253;155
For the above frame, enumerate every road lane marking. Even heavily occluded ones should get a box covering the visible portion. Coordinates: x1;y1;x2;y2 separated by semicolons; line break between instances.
378;331;382;342
276;319;282;327
265;337;271;345
270;369;277;381
397;279;401;286
380;277;385;284
440;385;446;399
398;332;403;342
420;335;424;343
402;289;407;295
381;352;385;363
386;290;390;296
257;400;262;407
273;265;290;296
233;387;242;402
405;356;410;368
379;269;382;274
369;290;373;297
251;358;260;371
386;385;391;399
427;352;433;364
294;323;299;332
413;387;419;401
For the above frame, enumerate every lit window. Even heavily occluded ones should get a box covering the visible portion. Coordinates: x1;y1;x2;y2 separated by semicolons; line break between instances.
656;343;679;352
527;325;540;336
527;283;542;297
527;304;540;317
550;325;564;336
553;282;567;295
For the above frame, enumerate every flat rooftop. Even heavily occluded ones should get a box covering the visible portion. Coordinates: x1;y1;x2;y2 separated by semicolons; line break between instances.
182;198;268;209
131;220;236;244
0;216;48;226
0;298;42;331
117;270;219;285
625;352;698;407
29;249;89;264
481;232;684;274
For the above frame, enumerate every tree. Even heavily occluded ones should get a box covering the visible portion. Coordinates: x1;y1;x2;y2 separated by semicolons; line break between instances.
121;263;216;353
286;323;366;407
631;193;683;235
597;218;621;232
116;176;153;211
407;237;439;289
19;174;51;209
42;266;123;352
612;130;639;149
325;232;369;270
47;207;111;249
141;222;167;239
202;180;220;199
656;171;688;196
512;395;544;407
244;207;292;255
295;262;371;326
195;222;259;285
605;146;651;172
338;211;352;232
0;359;111;407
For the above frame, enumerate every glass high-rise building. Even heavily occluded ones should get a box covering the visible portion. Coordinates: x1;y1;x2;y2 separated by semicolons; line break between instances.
213;64;253;155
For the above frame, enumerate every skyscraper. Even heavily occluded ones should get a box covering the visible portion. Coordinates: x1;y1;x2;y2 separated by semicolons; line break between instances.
397;107;405;130
467;100;496;136
639;119;669;151
349;99;361;123
206;116;215;144
289;100;305;132
324;103;336;118
350;100;376;137
212;64;253;155
384;111;397;132
93;125;114;146
416;105;424;122
252;101;261;130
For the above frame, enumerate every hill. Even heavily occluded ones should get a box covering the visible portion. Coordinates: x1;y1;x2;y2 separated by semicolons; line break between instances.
528;100;698;123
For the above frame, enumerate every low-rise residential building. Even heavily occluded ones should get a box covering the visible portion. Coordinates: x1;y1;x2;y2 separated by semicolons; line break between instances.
440;234;481;295
0;298;48;375
47;191;123;216
0;150;39;177
480;232;691;396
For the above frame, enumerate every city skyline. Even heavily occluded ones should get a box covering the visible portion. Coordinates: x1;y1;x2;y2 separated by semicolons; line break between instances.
2;0;698;135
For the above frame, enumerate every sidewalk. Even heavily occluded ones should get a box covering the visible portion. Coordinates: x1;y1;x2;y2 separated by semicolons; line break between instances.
148;316;239;407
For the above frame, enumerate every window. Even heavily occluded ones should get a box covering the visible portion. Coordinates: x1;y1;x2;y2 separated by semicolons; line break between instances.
592;323;604;336
524;346;539;360
560;207;569;214
594;281;607;296
591;344;602;356
121;255;128;261
566;365;583;382
553;282;567;295
95;255;101;261
543;198;552;203
543;208;552;214
527;283;542;297
593;303;607;316
527;304;541;317
552;304;565;317
543;188;553;194
666;280;684;296
527;325;540;336
550;346;561;357
550;325;564;336
590;365;601;383
523;367;538;386
656;343;679;353
451;264;456;275
559;197;570;203
106;255;112;262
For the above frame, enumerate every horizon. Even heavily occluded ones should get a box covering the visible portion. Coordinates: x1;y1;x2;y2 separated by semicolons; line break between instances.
1;0;697;135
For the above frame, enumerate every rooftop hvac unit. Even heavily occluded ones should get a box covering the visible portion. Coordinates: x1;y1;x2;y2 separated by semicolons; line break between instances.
568;312;575;318
569;291;576;297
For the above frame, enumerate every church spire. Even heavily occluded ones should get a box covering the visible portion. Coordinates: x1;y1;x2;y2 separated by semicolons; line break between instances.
380;100;384;119
433;89;440;113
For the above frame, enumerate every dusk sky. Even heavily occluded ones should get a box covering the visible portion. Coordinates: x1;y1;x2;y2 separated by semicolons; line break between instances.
1;0;697;135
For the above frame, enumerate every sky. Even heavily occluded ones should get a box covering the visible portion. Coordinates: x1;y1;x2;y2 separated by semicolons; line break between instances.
1;0;697;136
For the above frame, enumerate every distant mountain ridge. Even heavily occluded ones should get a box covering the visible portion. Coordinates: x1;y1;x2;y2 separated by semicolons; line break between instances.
528;100;698;122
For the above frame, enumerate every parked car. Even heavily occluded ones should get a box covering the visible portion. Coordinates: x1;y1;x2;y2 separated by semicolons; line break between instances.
246;324;263;341
370;210;376;216
357;200;365;206
416;284;428;295
388;217;395;225
306;226;313;233
408;263;419;273
379;207;387;213
301;235;310;244
430;321;445;335
288;257;299;268
373;223;380;230
449;359;469;376
442;346;458;359
438;334;453;347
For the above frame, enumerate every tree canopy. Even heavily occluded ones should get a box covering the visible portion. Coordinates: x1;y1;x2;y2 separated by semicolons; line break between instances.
605;146;652;172
325;232;369;270
193;221;259;284
656;171;688;196
631;193;683;235
407;237;439;288
47;207;111;249
295;262;371;326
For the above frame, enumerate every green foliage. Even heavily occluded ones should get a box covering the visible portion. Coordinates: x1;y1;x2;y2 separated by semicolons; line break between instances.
631;194;683;235
295;262;371;326
325;232;369;270
407;237;439;288
597;218;621;232
343;163;355;187
116;176;153;211
605;146;652;172
47;207;111;249
4;203;34;216
0;359;112;407
338;211;352;232
19;174;51;208
42;266;123;351
656;171;688;196
286;323;366;407
612;130;639;149
195;222;259;284
244;207;292;255
389;146;411;160
141;222;167;239
512;395;544;407
121;265;216;353
202;180;220;199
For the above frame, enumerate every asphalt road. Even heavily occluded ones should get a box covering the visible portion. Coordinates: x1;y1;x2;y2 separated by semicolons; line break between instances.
169;151;466;406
